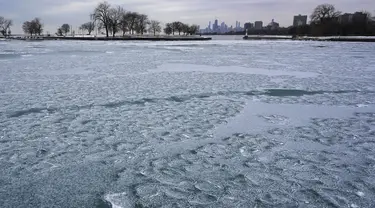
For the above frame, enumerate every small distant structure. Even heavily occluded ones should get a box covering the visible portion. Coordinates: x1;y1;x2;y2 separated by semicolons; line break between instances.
254;21;263;30
267;19;279;30
339;13;354;24
244;22;254;30
293;14;308;27
338;12;368;24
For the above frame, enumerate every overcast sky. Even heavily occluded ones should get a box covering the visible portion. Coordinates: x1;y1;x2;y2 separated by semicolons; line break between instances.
1;0;374;34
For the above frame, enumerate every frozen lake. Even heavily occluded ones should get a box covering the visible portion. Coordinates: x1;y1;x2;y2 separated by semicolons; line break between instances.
1;40;375;208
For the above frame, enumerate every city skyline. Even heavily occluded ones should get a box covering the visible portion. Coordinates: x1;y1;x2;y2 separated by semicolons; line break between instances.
1;0;374;34
201;18;278;33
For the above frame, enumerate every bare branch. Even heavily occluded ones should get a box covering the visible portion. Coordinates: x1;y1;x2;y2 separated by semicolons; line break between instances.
310;4;341;23
135;14;149;35
149;20;161;36
80;22;95;35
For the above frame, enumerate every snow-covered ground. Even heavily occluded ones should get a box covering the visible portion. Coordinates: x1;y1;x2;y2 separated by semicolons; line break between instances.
1;40;375;208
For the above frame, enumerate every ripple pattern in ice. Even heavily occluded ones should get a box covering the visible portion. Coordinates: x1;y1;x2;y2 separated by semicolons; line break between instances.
0;40;375;208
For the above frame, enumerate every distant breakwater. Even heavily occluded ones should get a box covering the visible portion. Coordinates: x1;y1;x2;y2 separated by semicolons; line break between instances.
295;37;375;42
242;35;375;42
10;36;212;41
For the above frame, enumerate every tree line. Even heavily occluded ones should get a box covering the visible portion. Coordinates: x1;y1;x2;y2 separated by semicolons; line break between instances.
164;22;199;36
86;1;199;37
290;4;375;36
2;1;199;37
51;1;199;37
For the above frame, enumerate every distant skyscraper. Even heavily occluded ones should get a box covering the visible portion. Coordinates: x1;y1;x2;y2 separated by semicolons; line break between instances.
220;22;226;33
209;21;211;30
214;19;219;32
293;14;308;27
254;21;263;30
244;22;254;30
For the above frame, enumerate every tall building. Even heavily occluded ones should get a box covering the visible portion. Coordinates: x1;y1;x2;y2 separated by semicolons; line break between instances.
214;19;219;32
209;21;211;30
293;14;308;27
244;22;254;30
220;22;226;33
254;21;263;29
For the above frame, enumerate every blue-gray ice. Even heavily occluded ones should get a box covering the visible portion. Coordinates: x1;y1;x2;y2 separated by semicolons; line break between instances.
1;39;375;208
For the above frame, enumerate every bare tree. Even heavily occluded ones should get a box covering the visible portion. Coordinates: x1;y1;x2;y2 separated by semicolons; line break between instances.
149;20;161;36
0;16;13;37
135;14;149;35
22;21;33;35
361;10;373;22
80;22;95;35
60;24;70;36
96;22;104;35
22;18;43;36
310;4;341;23
119;12;129;36
189;24;199;35
56;28;63;36
33;18;43;35
125;12;139;35
172;21;183;35
164;23;172;35
92;1;111;37
108;6;124;37
181;23;189;35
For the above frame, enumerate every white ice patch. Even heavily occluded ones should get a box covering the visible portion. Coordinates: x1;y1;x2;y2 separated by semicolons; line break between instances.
154;63;319;78
356;191;365;197
104;192;132;208
351;204;359;208
39;67;94;75
214;101;375;138
21;54;33;57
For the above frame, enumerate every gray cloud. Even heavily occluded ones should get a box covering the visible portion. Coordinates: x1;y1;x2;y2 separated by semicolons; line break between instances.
1;0;374;34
